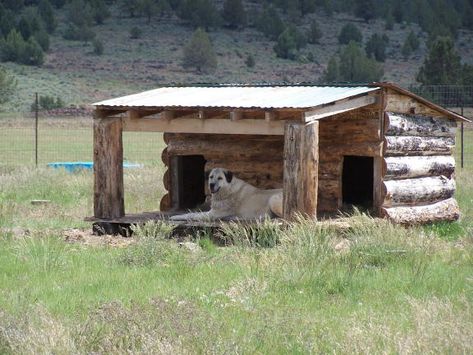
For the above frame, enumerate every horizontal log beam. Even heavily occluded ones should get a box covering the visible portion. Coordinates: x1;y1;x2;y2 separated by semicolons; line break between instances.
123;116;286;135
304;94;378;122
381;198;460;225
385;112;456;137
384;156;455;179
384;136;455;156
383;176;455;207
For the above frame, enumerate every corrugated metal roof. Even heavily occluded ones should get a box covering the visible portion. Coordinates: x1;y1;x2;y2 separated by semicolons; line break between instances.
93;86;379;109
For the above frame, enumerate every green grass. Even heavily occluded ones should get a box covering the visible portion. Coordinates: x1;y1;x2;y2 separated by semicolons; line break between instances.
0;122;472;353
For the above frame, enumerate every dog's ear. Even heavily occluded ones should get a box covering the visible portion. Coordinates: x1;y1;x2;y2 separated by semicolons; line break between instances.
224;170;233;183
205;170;210;180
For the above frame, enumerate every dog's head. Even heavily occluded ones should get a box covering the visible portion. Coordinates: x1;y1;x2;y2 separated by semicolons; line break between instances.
207;168;233;194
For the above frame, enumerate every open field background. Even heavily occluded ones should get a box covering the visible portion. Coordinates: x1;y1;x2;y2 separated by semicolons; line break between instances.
0;117;472;353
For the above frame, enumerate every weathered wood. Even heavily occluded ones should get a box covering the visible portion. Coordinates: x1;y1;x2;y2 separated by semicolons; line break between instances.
163;169;170;191
384;156;455;179
385;112;456;137
319;118;380;144
384;136;455;156
93;117;124;219
383;176;455;207
385;90;446;117
283;122;319;220
304;94;378;122
381;198;460;225
123;116;287;135
320;141;384;159
160;193;171;211
373;156;384;215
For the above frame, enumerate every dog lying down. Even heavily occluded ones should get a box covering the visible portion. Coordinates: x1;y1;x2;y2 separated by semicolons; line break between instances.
170;168;283;221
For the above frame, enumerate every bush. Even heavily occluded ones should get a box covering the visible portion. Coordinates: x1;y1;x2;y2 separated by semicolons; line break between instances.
307;20;322;44
178;0;221;30
31;95;65;111
182;28;217;73
129;26;142;39
338;23;362;45
38;0;58;33
0;31;44;66
92;38;104;55
0;67;17;106
63;24;96;43
33;29;50;51
245;53;255;68
222;0;246;29
401;30;420;59
365;33;389;62
274;25;306;60
255;5;285;40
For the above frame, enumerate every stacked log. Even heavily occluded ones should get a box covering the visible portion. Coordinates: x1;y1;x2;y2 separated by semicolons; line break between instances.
381;112;459;224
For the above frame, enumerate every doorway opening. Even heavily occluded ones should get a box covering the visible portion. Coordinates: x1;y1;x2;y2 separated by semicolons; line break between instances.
173;155;207;210
342;156;373;209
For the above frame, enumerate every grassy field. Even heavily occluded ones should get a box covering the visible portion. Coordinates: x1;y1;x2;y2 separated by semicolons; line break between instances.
0;121;472;353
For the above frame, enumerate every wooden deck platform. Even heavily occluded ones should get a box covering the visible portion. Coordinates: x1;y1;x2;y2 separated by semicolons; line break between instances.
85;211;283;236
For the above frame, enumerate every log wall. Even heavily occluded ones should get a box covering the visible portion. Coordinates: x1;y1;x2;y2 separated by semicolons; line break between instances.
381;111;459;224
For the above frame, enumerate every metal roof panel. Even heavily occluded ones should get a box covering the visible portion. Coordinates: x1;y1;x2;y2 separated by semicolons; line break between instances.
93;86;380;109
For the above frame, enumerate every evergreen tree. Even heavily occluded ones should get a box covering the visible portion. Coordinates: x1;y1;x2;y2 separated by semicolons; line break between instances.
91;0;111;25
0;66;17;106
274;25;306;60
307;19;322;44
365;33;388;62
355;0;375;22
401;30;420;59
255;5;285;40
222;0;246;29
338;41;383;82
322;56;340;83
178;0;221;30
182;28;217;73
19;38;44;66
245;53;255;68
338;23;362;44
137;0;158;24
416;36;462;85
38;0;57;33
0;30;25;62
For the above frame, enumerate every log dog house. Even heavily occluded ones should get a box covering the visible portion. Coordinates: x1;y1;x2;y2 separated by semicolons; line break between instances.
91;83;468;227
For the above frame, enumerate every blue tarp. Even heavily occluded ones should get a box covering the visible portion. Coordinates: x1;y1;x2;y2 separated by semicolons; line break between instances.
47;162;142;173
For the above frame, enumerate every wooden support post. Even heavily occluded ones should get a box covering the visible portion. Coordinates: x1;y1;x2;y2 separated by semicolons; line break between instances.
283;121;319;220
93;117;125;219
230;111;242;121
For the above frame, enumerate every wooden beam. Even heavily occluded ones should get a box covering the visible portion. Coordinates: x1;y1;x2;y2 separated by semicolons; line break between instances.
93;117;124;219
230;111;242;121
94;108;126;119
304;94;378;123
161;110;174;121
122;116;287;135
265;112;276;121
127;109;163;120
283;122;319;220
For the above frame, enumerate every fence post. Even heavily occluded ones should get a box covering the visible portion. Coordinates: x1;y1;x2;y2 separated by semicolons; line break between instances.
35;92;39;167
461;106;464;169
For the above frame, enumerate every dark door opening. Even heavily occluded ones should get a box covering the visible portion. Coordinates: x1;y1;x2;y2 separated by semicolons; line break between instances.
174;155;206;210
342;156;373;209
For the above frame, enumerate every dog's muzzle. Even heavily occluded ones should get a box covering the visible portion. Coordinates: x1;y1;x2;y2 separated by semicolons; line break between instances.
209;183;220;194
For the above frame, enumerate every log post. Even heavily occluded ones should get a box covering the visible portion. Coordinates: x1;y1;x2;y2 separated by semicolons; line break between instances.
93;117;125;219
283;121;319;220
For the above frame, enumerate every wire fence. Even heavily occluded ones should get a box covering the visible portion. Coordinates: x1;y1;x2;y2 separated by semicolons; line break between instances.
1;86;472;169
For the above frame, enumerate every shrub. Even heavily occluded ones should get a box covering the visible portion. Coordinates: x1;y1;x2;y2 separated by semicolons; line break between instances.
245;53;255;68
31;95;65;111
307;20;322;44
129;26;142;39
182;28;217;73
38;0;58;33
178;0;221;30
92;38;104;55
255;5;285;40
274;25;306;60
365;33;389;62
222;0;246;29
33;29;50;51
0;67;17;106
63;24;96;43
338;23;362;45
401;30;420;59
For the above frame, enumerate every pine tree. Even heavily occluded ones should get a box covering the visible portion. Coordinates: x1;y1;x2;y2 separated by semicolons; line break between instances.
222;0;246;29
0;66;16;106
38;0;57;33
255;5;285;40
182;28;217;73
338;41;383;82
354;0;375;22
274;25;306;60
322;56;340;83
338;23;362;44
365;33;388;62
307;19;322;44
417;36;462;85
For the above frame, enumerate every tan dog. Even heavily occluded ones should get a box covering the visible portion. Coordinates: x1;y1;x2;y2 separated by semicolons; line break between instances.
170;168;283;221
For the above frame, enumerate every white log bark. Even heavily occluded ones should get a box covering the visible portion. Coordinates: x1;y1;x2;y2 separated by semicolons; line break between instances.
384;156;455;179
383;176;455;207
381;198;460;225
385;136;455;156
385;112;456;137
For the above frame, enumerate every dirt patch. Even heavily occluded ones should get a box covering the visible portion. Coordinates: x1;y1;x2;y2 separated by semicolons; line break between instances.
63;229;134;248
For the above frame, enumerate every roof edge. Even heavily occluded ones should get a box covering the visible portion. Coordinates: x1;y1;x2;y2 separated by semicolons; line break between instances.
371;82;471;122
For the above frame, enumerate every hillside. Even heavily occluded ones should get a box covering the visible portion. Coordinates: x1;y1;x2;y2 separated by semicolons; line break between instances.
2;1;473;112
